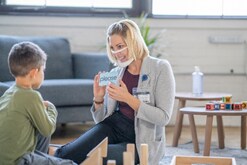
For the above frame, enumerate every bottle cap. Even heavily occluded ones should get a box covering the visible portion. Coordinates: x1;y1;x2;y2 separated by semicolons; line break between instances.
194;66;200;72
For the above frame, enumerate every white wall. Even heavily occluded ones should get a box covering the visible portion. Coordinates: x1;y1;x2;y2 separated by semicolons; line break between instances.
1;15;247;126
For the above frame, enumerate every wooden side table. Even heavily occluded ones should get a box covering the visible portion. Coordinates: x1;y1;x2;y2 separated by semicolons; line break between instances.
179;107;247;156
172;92;232;153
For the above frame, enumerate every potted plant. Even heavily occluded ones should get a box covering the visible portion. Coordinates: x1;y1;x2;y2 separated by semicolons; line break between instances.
138;12;168;58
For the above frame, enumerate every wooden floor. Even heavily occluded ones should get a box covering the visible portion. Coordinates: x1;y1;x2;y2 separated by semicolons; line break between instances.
51;123;241;149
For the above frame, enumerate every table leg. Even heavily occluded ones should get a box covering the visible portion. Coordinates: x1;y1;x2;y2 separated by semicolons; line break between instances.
188;114;199;153
204;115;213;156
241;116;246;149
172;99;186;147
216;116;225;149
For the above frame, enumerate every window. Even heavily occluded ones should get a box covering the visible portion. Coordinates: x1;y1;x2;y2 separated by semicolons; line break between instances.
6;0;132;8
152;0;247;17
1;0;247;18
0;0;139;17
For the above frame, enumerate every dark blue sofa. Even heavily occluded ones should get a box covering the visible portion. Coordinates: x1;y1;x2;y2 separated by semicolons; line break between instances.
0;35;110;124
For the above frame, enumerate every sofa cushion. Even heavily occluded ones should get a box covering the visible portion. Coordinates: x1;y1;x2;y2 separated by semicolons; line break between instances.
0;35;73;82
73;53;111;79
38;79;94;106
4;79;93;106
56;106;93;123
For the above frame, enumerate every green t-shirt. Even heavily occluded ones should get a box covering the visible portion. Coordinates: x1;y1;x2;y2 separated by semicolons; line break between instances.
0;85;57;164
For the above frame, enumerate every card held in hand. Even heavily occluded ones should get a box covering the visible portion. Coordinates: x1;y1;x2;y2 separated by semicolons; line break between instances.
99;71;118;86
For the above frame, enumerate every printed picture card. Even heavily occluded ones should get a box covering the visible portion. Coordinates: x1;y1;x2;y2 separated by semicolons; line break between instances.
99;71;118;86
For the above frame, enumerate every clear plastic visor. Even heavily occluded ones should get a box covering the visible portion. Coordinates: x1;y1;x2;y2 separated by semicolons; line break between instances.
111;47;128;54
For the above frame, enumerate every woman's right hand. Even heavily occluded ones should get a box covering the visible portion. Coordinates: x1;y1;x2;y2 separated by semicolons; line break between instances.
93;72;106;102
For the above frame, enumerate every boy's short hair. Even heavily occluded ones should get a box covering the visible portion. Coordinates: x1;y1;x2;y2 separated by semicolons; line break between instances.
8;41;47;77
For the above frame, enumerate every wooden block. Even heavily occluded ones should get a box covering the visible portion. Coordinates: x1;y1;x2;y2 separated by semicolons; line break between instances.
123;152;134;165
232;103;242;111
140;144;148;165
206;103;214;110
170;155;236;165
222;96;232;103
242;101;247;109
81;148;101;165
48;146;57;156
225;103;232;110
220;103;225;110
107;160;116;165
126;143;135;163
214;103;220;110
87;137;108;158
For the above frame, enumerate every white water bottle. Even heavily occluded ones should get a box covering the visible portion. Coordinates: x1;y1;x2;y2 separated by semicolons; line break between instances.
192;66;203;95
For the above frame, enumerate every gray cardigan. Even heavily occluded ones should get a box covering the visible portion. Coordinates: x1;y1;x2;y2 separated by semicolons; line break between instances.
91;56;175;165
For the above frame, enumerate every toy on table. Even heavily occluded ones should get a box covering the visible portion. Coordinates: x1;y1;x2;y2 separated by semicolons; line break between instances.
205;96;247;111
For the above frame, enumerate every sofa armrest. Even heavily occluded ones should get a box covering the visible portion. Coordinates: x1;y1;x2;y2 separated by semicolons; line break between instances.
0;82;10;96
72;53;111;79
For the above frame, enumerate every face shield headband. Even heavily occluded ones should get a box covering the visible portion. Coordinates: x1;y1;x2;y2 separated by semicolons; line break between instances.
111;47;128;54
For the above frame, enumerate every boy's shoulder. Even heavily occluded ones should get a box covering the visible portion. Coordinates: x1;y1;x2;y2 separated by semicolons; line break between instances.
18;88;42;100
7;85;42;101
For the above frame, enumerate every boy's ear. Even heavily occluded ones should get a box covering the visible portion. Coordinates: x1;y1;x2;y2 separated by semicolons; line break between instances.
29;68;38;78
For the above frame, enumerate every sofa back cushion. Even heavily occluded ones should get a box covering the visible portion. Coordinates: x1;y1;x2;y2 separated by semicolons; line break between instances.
0;35;73;81
73;53;111;79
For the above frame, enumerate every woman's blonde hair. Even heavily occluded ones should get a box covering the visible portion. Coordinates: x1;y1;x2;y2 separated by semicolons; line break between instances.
106;19;149;64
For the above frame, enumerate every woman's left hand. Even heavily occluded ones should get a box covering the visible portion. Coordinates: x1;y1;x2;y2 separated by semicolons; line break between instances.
107;80;131;102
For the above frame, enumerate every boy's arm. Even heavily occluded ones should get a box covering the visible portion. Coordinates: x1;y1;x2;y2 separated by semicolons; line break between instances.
43;100;58;128
27;93;58;137
43;100;57;122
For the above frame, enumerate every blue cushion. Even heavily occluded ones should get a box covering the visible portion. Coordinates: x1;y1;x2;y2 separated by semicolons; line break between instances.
72;53;110;79
38;79;94;106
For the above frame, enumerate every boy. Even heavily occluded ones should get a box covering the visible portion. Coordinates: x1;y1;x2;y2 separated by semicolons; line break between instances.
0;42;76;165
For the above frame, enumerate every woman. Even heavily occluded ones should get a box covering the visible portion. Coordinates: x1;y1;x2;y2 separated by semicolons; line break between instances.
55;19;175;165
